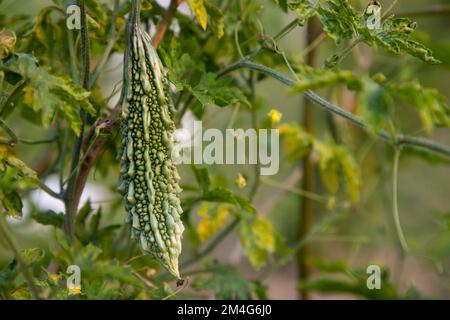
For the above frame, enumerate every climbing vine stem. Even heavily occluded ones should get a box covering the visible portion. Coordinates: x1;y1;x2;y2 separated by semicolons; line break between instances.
217;60;450;159
392;148;408;253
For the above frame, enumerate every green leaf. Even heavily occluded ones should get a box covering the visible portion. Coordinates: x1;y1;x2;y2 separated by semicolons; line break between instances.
31;210;64;227
253;281;269;300
358;77;448;135
74;202;119;245
291;65;361;92
358;78;393;134
76;243;103;264
201;187;256;213
29;7;54;51
187;0;208;30
239;213;275;268
288;0;317;26
191;73;250;109
275;0;288;12
85;0;107;24
159;39;197;91
313;1;439;64
302;276;397;299
205;2;224;39
62;243;144;299
76;200;94;227
1;53;95;135
0;259;18;289
21;248;45;266
372;17;440;64
317;0;358;45
192;165;211;192
149;282;174;300
192;264;260;299
389;82;450;133
301;265;402;299
1;190;23;217
19;6;69;68
0;145;38;217
160;42;249;114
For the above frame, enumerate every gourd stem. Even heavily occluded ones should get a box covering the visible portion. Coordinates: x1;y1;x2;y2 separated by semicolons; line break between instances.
131;0;141;26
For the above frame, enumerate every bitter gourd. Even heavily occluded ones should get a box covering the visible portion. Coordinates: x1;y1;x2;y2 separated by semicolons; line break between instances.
119;0;184;278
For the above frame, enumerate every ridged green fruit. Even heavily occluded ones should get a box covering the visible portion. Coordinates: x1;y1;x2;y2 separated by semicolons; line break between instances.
119;0;184;278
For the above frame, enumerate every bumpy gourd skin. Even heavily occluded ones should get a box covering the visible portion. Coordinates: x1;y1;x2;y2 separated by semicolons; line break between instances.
119;0;184;278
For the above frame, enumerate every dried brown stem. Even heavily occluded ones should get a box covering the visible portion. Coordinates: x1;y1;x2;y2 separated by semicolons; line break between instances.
132;270;158;289
71;105;121;213
152;0;183;49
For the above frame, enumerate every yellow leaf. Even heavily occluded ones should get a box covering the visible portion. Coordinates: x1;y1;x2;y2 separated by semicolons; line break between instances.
197;203;230;242
315;141;340;193
314;141;361;203
0;144;38;181
251;217;275;252
340;150;361;202
49;273;60;283
11;288;32;299
278;123;313;161
23;85;37;107
116;17;125;30
240;215;275;268
0;29;16;58
187;0;208;30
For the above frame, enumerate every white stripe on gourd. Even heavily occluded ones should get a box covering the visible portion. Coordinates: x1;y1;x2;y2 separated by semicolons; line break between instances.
119;0;184;278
